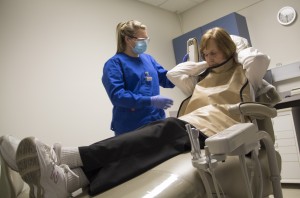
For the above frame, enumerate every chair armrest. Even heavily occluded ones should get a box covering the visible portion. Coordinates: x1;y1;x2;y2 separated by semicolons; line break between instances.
228;102;277;119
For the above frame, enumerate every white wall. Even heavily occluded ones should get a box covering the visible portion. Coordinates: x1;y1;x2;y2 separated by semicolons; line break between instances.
0;0;184;146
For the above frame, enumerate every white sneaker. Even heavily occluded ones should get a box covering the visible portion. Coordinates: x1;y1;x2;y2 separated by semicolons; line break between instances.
0;135;20;171
16;137;77;198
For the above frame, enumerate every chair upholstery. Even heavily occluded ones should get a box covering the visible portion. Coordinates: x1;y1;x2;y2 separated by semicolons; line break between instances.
0;154;29;198
84;153;206;198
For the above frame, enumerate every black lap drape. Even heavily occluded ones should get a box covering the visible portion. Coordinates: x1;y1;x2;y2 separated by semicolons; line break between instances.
79;117;193;196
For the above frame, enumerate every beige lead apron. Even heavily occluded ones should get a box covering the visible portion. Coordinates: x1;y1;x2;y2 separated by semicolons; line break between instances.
179;59;251;137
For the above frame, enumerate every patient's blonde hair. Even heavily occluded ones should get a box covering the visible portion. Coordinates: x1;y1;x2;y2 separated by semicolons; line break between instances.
116;20;147;53
200;27;236;60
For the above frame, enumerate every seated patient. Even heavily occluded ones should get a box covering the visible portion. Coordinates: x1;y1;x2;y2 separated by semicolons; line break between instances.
0;27;272;198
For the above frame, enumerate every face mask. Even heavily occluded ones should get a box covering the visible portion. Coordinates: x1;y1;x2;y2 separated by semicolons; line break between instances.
133;40;147;54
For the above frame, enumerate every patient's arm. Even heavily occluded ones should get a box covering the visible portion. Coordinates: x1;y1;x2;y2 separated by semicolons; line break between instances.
230;35;249;53
230;35;270;93
237;47;270;93
167;61;209;96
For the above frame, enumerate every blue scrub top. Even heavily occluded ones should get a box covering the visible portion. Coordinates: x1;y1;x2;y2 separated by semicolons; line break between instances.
102;53;174;135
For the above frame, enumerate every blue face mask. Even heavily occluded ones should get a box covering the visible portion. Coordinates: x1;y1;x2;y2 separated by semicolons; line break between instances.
133;40;148;54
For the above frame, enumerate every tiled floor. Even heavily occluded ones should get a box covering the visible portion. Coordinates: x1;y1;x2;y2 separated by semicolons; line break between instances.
282;184;300;198
269;184;300;198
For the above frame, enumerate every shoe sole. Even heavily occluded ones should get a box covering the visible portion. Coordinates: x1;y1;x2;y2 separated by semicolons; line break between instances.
16;137;42;197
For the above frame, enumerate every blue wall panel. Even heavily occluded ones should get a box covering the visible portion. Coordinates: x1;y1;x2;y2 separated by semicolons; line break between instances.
172;12;251;65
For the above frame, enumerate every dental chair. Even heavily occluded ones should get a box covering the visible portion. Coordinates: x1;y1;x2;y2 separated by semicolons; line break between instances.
0;104;283;198
0;36;283;198
0;106;282;198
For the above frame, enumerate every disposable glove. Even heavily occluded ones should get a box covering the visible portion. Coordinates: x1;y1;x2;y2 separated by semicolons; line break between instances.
150;95;173;109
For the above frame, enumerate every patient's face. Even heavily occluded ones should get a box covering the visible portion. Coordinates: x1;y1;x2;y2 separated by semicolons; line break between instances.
202;39;226;67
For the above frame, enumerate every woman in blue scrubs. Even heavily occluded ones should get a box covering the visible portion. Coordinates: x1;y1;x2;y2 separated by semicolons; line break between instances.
102;20;175;135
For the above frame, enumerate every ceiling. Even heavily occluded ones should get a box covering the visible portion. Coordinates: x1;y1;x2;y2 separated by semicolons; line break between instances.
135;0;207;14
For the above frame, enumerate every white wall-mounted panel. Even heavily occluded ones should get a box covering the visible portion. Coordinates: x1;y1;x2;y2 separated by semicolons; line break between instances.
272;62;300;82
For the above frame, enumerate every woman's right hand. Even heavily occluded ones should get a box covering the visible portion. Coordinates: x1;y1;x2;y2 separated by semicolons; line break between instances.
151;95;173;109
